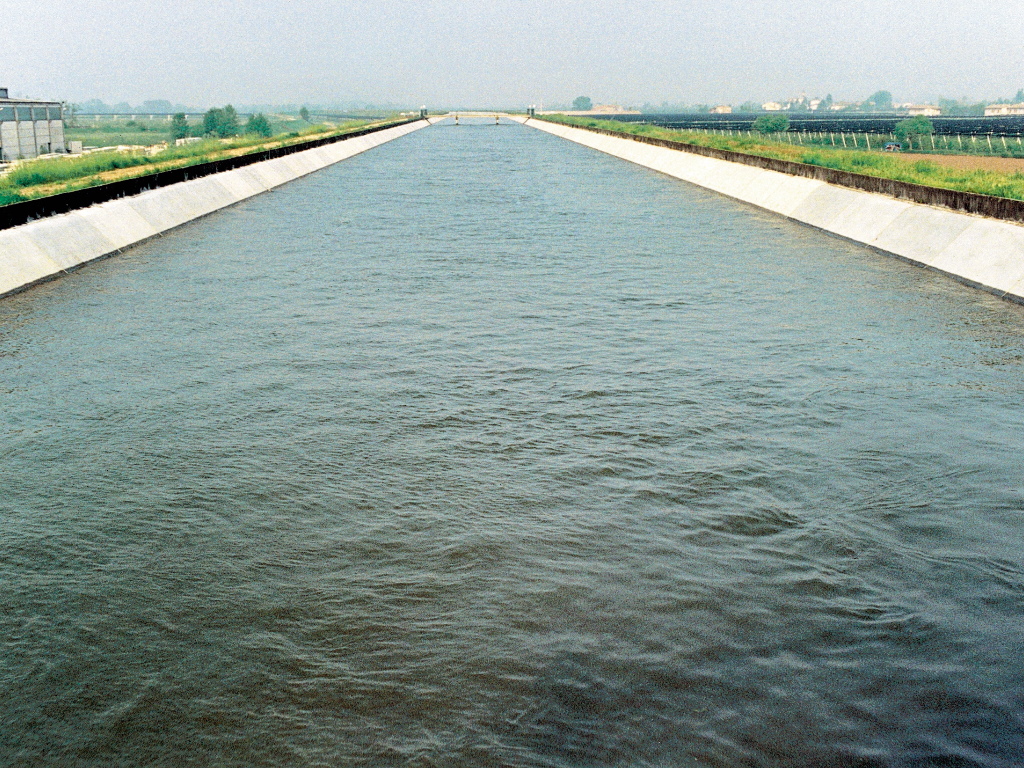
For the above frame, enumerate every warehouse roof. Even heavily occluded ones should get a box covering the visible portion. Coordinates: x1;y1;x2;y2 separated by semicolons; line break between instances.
0;88;61;106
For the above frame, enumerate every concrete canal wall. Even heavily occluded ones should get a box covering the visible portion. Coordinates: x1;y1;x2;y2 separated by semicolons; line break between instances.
516;116;1024;304
0;119;430;299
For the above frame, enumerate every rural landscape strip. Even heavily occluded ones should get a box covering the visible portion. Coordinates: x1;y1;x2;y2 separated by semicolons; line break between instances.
540;115;1024;221
0;118;416;230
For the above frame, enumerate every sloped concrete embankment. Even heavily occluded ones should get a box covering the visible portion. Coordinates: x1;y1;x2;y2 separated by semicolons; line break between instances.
0;120;430;299
515;117;1024;303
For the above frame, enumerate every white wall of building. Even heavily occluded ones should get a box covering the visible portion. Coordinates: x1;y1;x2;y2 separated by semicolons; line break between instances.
0;103;66;160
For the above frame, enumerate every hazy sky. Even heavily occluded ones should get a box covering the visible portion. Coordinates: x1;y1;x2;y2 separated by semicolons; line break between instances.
5;0;1023;107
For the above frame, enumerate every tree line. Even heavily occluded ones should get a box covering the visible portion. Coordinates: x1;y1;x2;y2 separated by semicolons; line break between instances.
170;105;273;141
751;113;935;149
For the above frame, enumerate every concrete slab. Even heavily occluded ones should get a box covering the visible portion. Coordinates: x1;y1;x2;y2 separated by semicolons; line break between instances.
787;185;865;230
825;194;910;244
77;202;159;250
23;213;117;271
249;159;303;188
739;169;794;209
0;230;64;295
755;175;822;218
218;167;271;198
932;219;1024;295
126;185;204;232
699;160;765;199
871;205;975;268
176;176;242;216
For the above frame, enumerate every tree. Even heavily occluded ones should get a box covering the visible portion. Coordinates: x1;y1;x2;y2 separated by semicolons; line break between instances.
141;100;174;113
864;90;894;111
894;116;934;148
572;96;592;111
299;106;310;122
203;105;240;137
246;113;273;138
753;114;790;134
821;93;834;110
1016;89;1024;103
170;113;190;141
938;98;986;116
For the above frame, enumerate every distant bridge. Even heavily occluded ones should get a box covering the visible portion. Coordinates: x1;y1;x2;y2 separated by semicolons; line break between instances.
432;112;525;125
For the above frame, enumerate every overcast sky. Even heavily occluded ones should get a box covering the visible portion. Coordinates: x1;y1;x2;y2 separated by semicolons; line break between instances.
4;0;1023;108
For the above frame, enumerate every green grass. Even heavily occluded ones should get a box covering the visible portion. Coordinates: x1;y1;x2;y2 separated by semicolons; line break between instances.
543;115;1024;202
0;120;378;205
64;116;357;149
66;118;177;147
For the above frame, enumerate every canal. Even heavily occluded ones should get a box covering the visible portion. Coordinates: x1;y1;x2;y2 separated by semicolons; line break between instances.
2;119;1023;766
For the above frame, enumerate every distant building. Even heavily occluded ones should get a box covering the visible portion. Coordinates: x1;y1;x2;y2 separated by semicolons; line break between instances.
552;104;641;116
709;105;732;114
761;102;784;111
984;103;1024;116
902;104;941;116
0;88;66;161
590;104;635;114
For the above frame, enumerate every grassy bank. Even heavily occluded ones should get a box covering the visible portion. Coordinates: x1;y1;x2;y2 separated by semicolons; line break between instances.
542;115;1024;202
0;120;380;206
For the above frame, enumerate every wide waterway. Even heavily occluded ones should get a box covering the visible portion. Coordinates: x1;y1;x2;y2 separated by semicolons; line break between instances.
2;120;1024;767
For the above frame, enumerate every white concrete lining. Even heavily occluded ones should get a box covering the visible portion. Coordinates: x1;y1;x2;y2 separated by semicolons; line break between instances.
518;116;1024;303
0;120;430;298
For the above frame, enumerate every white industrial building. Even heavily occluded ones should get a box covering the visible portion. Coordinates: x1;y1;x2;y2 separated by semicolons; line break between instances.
0;88;66;161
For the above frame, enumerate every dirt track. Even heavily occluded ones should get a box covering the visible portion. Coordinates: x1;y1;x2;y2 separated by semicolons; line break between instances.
906;154;1024;174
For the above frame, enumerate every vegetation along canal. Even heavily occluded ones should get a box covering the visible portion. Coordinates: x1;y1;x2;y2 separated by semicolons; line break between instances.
2;119;1023;766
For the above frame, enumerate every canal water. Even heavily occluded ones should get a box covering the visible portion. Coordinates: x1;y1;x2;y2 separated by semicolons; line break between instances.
2;120;1023;767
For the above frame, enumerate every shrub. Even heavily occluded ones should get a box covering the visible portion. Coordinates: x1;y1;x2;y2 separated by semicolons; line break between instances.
203;105;240;138
753;114;789;134
894;116;934;148
245;113;273;138
170;113;190;141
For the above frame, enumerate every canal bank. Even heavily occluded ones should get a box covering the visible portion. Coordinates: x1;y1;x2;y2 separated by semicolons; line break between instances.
3;118;1023;768
0;118;433;299
516;116;1024;304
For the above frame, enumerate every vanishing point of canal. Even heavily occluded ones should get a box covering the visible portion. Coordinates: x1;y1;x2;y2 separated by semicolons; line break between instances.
2;120;1023;767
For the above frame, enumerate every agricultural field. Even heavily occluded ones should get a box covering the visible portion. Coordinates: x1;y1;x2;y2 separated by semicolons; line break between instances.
544;115;1024;201
65;118;180;147
64;114;341;149
610;113;1024;137
699;127;1024;158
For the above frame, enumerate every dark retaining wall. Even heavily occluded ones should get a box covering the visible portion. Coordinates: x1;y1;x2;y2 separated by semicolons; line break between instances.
0;119;420;232
540;120;1024;224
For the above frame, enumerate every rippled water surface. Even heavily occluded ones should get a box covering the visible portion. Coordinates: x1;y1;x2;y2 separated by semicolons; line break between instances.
3;120;1024;767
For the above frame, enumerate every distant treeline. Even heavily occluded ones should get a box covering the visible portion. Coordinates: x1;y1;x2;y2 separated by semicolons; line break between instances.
69;98;404;115
639;91;1024;116
171;106;272;140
